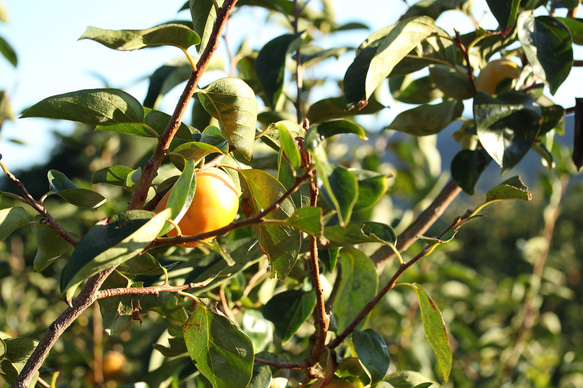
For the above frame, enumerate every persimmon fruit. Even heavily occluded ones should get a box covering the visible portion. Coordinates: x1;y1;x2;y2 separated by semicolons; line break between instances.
476;58;521;95
156;167;239;247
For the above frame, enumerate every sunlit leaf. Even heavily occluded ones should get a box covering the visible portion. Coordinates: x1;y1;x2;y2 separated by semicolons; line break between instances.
304;119;367;152
323;222;397;247
0;207;30;241
183;303;254;388
189;0;225;53
485;175;532;203
92;165;134;186
352;170;389;212
284;206;323;237
384;370;440;388
263;289;316;343
47;170;106;208
276;121;302;170
306;96;386;124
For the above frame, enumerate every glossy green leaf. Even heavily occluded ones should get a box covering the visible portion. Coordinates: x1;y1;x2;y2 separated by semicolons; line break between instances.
474;91;542;173
79;24;200;51
333;247;378;332
429;65;474;100
486;0;520;34
21;88;144;126
352;170;389;212
198;77;257;160
386;100;463;136
0;35;17;67
163;158;197;234
323;222;397;247
32;223;73;272
99;270;133;335
451;149;492;195
263;289;316;343
353;329;390;384
284;206;323;237
47;170;106;208
539;104;565;137
250;364;272;388
555;17;583;45
124;167;142;192
60;209;170;294
170;141;225;170
306;96;386;124
0;207;30;241
344;16;438;109
319;163;358;226
276;121;301;170
485;175;532;204
239;169;300;279
255;32;304;109
304;119;367;152
189;0;225;53
92;165;134;186
405;283;452;382
384;370;440;388
518;14;573;95
183;303;254;388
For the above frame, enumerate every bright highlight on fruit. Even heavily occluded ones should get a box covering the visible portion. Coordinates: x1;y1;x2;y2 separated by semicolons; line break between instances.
476;58;521;95
156;167;240;247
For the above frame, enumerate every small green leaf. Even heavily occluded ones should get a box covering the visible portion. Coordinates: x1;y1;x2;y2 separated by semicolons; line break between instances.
404;283;452;382
198;77;257;160
183;303;254;388
304;119;367;152
429;65;474;100
352;170;389;212
79;24;200;51
324;222;397;247
390;75;443;104
486;0;520;34
276;121;302;170
485;175;532;204
283;206;323;237
124;167;142;192
60;209;170;294
0;207;30;241
353;329;391;384
47;170;106;208
170;141;224;170
518;14;573;95
333;247;378;332
117;252;169;276
255;32;305;108
384;370;440;388
1;337;39;363
32;223;73;272
189;0;225;53
451;149;492;195
386;100;463;136
0;35;17;67
92;165;134;186
555;17;583;45
263;289;316;343
21;88;144;126
319;163;358;226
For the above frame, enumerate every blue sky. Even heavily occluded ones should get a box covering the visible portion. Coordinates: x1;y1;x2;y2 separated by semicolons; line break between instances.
0;0;579;172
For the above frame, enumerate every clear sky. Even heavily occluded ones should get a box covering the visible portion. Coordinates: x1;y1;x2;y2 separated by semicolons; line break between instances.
0;0;579;172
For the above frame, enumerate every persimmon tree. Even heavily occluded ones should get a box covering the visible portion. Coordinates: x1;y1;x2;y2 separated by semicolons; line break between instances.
0;0;581;387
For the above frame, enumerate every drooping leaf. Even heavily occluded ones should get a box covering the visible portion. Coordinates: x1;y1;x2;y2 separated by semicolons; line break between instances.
352;170;389;212
485;175;532;204
238;169;300;279
404;283;452;382
162;158;197;235
283;206;323;237
32;223;73;272
117;252;170;276
353;329;391;384
47;170;106;208
60;209;170;294
323;222;397;247
183;303;254;388
79;24;200;51
170;141;225;170
451;148;492;195
344;16;438;109
518;14;573;95
21;88;144;126
98;270;133;335
124;167;142;192
189;0;225;53
92;165;134;186
263;289;316;343
198;77;257;160
255;32;305;109
0;207;30;241
276;121;302;170
304;119;367;152
474;91;542;173
332;247;378;332
319;163;359;226
0;35;17;67
386;100;463;136
486;0;520;35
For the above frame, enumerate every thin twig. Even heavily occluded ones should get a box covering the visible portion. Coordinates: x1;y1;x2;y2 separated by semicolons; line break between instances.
95;282;209;299
454;29;478;95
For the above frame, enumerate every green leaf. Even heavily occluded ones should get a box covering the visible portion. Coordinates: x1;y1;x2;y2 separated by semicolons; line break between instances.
323;222;397;247
170;141;225;170
306;96;386;124
255;32;304;109
404;283;452;382
47;170;106;208
0;337;40;386
183;303;254;388
344;16;438;109
0;207;30;241
319;163;359;226
117;252;169;276
283;206;323;237
386;100;463;136
384;370;440;388
332;247;378;332
555;17;583;45
0;35;17;67
450;149;492;195
518;14;573;95
189;0;225;53
60;210;170;294
474;91;542;173
276;121;301;170
21;88;144;126
79;24;200;51
352;170;389;212
92;165;134;186
486;0;520;34
32;223;73;272
304;119;367;152
485;175;532;204
390;75;443;105
429;65;474;100
263;289;316;343
353;329;391;384
163;158;197;234
239;169;300;279
250;364;273;388
98;271;133;335
198;77;257;160
124;167;142;192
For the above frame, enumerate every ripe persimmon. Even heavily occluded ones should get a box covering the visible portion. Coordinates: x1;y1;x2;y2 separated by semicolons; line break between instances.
156;167;239;247
476;58;521;95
